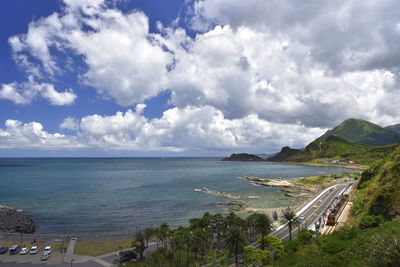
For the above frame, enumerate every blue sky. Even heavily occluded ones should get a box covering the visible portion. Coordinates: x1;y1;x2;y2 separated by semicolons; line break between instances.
0;0;400;156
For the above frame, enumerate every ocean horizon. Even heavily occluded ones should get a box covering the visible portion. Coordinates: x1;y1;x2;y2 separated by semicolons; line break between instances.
0;157;353;235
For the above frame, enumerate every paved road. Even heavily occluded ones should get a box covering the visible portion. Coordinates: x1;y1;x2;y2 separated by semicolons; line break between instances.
268;183;350;242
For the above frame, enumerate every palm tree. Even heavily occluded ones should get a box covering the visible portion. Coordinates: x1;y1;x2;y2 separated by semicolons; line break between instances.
282;211;301;241
224;226;246;266
254;213;273;250
154;228;161;249
132;230;147;259
165;250;174;267
159;223;170;249
144;227;154;255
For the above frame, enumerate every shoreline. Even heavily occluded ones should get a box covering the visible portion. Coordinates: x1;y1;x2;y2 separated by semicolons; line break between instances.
0;163;351;238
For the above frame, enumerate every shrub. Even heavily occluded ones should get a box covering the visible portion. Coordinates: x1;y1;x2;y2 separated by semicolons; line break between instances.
359;215;382;229
243;246;272;266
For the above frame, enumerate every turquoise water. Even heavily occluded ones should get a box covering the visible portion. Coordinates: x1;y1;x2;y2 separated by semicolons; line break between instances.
0;158;353;234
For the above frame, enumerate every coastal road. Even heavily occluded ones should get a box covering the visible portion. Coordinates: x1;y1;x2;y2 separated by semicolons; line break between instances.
269;183;351;242
204;183;353;266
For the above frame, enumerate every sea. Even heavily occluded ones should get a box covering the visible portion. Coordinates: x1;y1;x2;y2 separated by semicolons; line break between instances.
0;158;354;235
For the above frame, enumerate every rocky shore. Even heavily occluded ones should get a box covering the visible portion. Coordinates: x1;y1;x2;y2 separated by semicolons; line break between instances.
0;205;35;234
195;188;241;199
241;176;316;198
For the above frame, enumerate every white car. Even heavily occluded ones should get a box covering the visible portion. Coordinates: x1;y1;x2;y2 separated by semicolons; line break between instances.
20;247;29;255
30;246;39;254
319;199;323;203
299;215;305;220
44;246;53;254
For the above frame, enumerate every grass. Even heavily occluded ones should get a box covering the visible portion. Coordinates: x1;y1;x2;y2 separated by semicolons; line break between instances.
296;172;361;186
74;240;133;257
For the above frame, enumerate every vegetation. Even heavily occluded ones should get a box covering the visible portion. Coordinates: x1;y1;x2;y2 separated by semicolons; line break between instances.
267;146;300;162
352;145;400;225
224;226;246;266
269;135;398;165
119;211;277;266
221;153;265;161
282;211;301;241
297;172;361;186
275;219;400;266
119;138;400;266
385;123;400;133
254;213;273;250
317;118;400;146
274;144;400;266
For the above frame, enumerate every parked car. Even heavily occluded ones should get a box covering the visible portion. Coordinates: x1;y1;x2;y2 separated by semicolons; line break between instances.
299;215;305;220
9;245;21;255
30;246;39;254
44;246;53;254
313;204;318;208
0;247;8;254
118;250;137;263
319;199;323;203
20;247;29;255
41;252;49;261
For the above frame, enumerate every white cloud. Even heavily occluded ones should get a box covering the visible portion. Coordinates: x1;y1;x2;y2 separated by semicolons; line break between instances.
2;0;400;153
73;105;325;152
0;120;83;149
165;25;400;127
0;77;76;106
191;0;400;73
9;0;172;106
0;83;29;104
41;84;77;106
0;105;325;152
60;117;79;130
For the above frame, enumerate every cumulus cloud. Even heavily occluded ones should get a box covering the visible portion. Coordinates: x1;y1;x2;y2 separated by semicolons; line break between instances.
58;105;323;152
191;0;400;73
2;0;400;153
0;120;83;149
0;77;76;106
165;25;400;127
60;117;79;130
9;0;172;106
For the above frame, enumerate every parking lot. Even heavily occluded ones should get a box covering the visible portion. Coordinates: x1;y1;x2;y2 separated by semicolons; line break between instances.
0;245;64;265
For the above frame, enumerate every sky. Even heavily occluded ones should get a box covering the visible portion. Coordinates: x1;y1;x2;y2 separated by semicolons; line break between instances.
0;0;400;157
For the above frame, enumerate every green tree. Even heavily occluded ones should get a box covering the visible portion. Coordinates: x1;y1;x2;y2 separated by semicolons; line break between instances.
165;250;175;267
282;211;301;241
159;223;170;249
224;226;246;266
191;228;208;261
258;235;284;258
132;230;147;259
244;246;272;266
144;227;154;251
254;213;273;250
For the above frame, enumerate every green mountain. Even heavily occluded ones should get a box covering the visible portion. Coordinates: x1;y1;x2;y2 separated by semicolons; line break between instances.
268;135;398;165
267;146;300;162
385;123;400;133
317;118;400;146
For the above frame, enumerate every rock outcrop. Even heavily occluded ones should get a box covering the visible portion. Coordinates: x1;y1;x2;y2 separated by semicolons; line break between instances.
242;176;298;187
222;153;265;162
0;205;35;234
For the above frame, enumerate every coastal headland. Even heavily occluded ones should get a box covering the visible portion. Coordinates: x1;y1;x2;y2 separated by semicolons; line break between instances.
0;205;35;234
